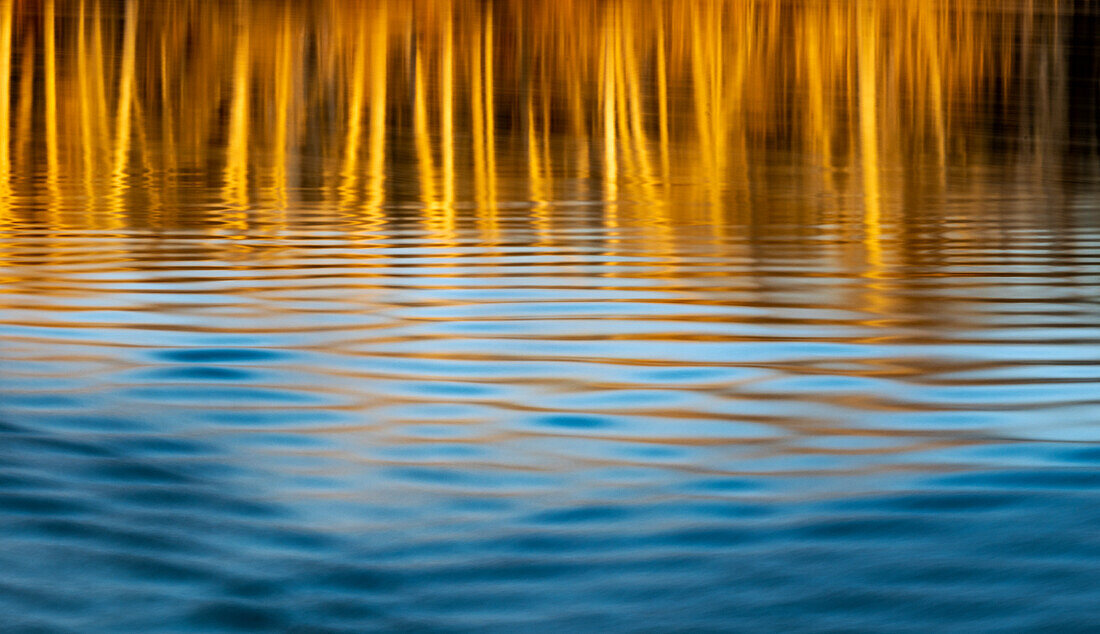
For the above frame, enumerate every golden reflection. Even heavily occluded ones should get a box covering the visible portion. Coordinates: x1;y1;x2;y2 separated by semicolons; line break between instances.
857;0;888;319
365;3;388;222
482;2;496;203
223;0;250;223
13;28;32;183
340;8;367;216
43;0;56;187
0;0;10;203
107;0;137;230
268;4;291;211
440;2;455;216
0;0;1070;238
857;0;882;271
77;0;94;202
601;5;618;216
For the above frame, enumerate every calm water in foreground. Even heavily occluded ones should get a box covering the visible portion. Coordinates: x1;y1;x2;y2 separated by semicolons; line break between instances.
2;1;1100;631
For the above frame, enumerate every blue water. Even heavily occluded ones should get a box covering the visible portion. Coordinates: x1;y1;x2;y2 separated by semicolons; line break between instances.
3;1;1100;631
4;202;1100;631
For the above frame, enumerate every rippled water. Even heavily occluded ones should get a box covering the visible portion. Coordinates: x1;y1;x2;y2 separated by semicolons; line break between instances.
2;0;1100;631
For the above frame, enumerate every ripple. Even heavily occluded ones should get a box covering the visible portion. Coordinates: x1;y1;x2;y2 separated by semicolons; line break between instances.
154;347;290;364
2;1;1100;629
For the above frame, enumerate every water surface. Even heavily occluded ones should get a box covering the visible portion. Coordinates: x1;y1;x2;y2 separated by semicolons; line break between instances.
1;1;1100;631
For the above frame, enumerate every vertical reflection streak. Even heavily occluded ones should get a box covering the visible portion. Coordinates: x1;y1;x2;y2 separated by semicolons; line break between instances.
858;0;882;272
0;0;1058;248
471;12;493;242
440;3;455;219
623;7;655;199
805;16;833;172
271;3;293;211
602;6;618;206
44;0;59;199
856;0;892;323
690;2;712;215
474;3;498;242
528;74;552;246
160;35;177;206
0;0;11;204
223;1;251;220
921;2;948;178
414;36;438;216
656;9;671;190
364;3;388;222
14;32;33;180
340;13;367;214
91;3;109;155
483;4;496;212
108;0;138;230
78;0;96;203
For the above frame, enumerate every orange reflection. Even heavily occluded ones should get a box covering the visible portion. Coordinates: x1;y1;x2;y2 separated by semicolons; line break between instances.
0;0;1066;239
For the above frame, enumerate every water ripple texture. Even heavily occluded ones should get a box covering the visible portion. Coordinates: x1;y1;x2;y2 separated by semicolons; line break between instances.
1;1;1100;631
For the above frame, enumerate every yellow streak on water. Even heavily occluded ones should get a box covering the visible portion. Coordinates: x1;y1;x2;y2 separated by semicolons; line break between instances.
340;10;367;216
858;0;883;275
223;0;250;223
13;28;31;190
440;2;456;222
0;1;1089;504
0;0;1065;248
43;0;57;186
414;35;438;213
77;0;95;204
0;0;10;204
365;3;388;222
107;0;137;232
269;3;292;213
